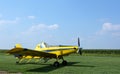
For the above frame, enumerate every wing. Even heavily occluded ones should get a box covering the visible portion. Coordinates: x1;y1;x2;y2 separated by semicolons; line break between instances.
7;48;57;58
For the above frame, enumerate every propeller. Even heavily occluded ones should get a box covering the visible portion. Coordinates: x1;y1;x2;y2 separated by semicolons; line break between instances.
77;37;82;55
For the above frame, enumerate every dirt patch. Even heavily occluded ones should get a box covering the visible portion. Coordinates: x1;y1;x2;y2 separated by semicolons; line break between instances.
0;71;22;74
0;71;8;74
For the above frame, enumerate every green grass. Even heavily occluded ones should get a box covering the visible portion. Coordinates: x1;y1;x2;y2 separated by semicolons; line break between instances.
83;49;120;55
0;52;120;74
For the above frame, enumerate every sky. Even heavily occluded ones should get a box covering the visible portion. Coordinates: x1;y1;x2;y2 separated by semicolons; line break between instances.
0;0;120;49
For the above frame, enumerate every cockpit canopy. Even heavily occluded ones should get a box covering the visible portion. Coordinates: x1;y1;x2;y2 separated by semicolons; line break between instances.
40;42;48;48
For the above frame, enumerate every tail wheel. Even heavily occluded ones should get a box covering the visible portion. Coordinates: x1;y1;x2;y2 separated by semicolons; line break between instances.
53;61;60;67
62;60;67;66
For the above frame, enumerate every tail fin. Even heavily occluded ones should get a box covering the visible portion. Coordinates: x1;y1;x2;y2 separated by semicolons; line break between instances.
14;44;22;48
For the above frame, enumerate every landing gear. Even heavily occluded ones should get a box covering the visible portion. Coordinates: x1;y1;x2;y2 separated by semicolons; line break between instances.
53;61;60;67
16;61;19;64
53;56;68;67
62;60;67;66
61;56;67;66
53;60;67;67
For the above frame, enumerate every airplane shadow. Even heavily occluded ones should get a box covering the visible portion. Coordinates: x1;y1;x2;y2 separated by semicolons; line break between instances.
27;62;95;73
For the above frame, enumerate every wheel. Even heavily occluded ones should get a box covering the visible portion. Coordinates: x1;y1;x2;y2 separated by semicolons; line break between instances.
62;60;67;66
16;61;19;64
53;61;60;67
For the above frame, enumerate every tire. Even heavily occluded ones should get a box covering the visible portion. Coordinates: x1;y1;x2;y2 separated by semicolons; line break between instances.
62;60;67;66
16;61;19;64
53;61;60;67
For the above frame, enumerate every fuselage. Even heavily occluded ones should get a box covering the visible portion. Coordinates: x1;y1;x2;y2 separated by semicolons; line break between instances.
35;46;78;57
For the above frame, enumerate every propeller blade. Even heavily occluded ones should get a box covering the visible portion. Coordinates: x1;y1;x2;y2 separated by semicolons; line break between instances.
77;37;82;55
78;37;80;47
79;48;82;55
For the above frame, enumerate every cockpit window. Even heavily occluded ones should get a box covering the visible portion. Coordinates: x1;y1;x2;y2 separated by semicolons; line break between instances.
40;42;48;48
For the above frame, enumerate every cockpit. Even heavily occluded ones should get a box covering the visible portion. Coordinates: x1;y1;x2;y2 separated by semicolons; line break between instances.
40;42;48;48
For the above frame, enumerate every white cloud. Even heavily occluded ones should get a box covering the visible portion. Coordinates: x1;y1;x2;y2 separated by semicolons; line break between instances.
103;23;120;31
0;17;20;31
22;24;59;34
30;24;59;31
0;18;19;25
48;24;59;30
28;16;36;19
96;22;120;36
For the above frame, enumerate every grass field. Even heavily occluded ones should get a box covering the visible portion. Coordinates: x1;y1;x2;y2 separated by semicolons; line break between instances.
0;51;120;74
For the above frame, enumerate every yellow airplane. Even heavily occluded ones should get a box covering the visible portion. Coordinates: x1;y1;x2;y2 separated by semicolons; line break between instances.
7;38;82;67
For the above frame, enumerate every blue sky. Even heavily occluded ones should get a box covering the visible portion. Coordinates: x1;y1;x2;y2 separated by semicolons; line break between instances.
0;0;120;49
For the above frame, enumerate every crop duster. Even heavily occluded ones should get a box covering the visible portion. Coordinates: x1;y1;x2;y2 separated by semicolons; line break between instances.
7;38;82;67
